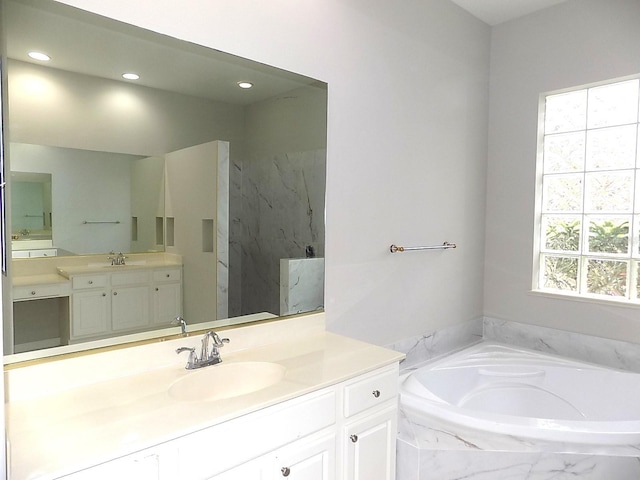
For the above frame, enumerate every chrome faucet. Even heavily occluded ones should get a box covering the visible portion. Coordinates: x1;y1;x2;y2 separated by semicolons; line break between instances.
107;252;127;265
176;331;229;370
171;316;188;336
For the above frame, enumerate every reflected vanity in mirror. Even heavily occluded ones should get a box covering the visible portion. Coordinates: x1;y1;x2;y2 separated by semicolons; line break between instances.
2;0;327;362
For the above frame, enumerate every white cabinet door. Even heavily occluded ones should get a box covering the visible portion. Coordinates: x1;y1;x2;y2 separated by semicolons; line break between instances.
59;442;178;480
152;282;182;325
71;289;110;338
344;405;397;480
207;458;264;480
271;433;336;480
111;285;150;331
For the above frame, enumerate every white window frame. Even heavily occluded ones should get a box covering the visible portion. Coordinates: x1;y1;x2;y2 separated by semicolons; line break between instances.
533;74;640;304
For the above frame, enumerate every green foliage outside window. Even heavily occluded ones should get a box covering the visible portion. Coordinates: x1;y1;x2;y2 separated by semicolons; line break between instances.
543;218;631;296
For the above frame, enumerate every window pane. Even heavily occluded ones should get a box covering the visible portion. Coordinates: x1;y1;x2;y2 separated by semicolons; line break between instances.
586;259;627;296
543;132;585;173
586;125;637;170
542;215;580;251
587;216;630;254
585;171;633;212
587;79;639;129
545;90;587;134
542;255;578;291
542;174;582;212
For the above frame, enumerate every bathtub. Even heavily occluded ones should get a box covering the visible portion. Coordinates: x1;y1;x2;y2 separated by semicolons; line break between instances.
400;342;640;445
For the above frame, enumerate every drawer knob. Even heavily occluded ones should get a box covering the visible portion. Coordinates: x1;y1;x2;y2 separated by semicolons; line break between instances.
113;292;118;296
372;389;381;398
88;280;93;285
166;274;170;278
281;466;291;477
31;291;36;295
155;287;159;291
350;434;358;443
102;293;106;297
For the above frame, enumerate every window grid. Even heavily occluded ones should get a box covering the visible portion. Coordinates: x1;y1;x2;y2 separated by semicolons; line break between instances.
536;77;640;302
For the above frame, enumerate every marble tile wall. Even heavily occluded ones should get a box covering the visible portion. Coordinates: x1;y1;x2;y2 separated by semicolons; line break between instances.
279;257;324;316
385;318;483;371
484;317;640;372
228;149;326;317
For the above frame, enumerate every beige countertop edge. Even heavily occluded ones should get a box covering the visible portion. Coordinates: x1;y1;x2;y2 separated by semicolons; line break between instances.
7;332;404;480
56;261;183;277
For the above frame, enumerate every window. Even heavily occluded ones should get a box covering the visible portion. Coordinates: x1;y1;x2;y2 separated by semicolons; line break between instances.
535;77;640;302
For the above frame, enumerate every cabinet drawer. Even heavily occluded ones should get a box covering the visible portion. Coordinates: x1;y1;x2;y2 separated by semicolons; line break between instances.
72;274;108;290
153;268;181;282
111;270;151;286
179;389;335;478
343;365;398;418
29;248;57;257
14;283;68;300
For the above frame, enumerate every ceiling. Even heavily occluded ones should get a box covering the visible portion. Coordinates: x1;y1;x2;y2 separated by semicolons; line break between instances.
5;0;321;105
449;0;570;26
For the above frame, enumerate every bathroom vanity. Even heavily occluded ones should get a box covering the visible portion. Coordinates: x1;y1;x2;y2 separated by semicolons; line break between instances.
5;313;404;479
11;253;183;352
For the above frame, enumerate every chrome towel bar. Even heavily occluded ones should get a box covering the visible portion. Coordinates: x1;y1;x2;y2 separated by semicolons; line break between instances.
82;220;121;224
389;242;457;253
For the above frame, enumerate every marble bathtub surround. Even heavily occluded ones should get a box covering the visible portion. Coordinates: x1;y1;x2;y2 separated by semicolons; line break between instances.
484;317;640;372
394;318;640;480
385;317;483;372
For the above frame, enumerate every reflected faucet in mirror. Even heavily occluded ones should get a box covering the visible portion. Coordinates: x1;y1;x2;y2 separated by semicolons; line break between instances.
172;316;188;336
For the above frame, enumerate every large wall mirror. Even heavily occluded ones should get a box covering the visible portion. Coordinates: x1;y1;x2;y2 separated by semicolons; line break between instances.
2;0;327;361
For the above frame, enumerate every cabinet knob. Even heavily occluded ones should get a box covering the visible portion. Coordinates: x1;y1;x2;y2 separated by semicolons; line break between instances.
31;291;36;296
113;292;118;296
166;274;170;278
88;280;93;285
281;466;291;477
102;293;107;297
155;287;159;291
372;389;381;398
350;434;358;443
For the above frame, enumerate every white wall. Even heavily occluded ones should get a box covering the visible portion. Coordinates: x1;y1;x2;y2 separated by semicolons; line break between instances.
485;0;640;342
54;0;491;345
9;60;245;156
10;143;137;254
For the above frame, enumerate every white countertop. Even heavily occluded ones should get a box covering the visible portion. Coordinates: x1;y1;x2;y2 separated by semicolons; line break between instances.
5;320;404;479
56;260;182;278
12;274;69;287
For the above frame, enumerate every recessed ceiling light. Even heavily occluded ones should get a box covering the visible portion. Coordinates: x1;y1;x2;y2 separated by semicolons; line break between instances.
28;51;50;62
237;81;253;89
122;73;140;80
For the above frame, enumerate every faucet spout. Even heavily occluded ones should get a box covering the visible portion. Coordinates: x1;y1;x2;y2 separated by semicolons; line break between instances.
171;316;187;336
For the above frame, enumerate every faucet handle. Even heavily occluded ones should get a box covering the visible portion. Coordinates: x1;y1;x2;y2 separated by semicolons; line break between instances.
209;331;230;347
176;346;197;369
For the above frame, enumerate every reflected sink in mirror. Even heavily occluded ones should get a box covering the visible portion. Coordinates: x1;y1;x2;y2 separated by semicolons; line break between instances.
168;362;287;402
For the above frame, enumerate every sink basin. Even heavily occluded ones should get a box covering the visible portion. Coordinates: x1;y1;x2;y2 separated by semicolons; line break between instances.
168;361;286;402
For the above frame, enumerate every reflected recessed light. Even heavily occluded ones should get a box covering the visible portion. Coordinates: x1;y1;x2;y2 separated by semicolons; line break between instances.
237;81;253;89
28;51;50;62
122;73;140;80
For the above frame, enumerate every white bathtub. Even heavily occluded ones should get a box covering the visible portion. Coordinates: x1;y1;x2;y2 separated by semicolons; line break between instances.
400;342;640;445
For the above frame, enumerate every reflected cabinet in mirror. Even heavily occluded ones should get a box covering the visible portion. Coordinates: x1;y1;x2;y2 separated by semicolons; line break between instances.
2;0;327;361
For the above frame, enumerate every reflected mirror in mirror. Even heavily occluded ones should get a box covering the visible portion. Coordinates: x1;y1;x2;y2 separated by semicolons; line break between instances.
10;171;52;243
3;0;327;362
